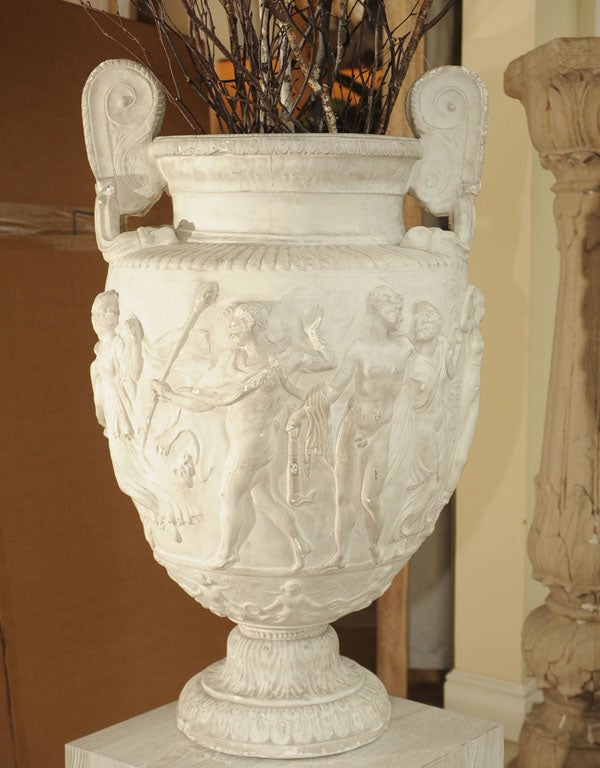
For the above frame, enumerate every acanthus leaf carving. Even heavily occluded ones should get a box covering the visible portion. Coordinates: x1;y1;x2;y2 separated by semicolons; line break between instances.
523;606;599;703
530;480;600;594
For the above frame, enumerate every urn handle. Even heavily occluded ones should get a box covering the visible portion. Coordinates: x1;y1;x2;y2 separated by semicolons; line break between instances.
82;59;177;261
407;66;488;252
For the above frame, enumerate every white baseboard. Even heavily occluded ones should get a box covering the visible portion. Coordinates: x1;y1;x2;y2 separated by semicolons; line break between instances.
444;668;542;742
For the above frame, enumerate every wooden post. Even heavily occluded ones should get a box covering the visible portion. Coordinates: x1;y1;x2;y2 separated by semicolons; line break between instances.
377;566;410;697
376;0;425;699
505;38;600;767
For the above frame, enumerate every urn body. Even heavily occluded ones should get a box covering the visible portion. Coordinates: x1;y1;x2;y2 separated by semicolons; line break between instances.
83;60;487;758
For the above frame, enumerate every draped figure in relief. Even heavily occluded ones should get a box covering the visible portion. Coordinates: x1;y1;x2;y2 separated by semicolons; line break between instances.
91;290;144;440
395;300;463;538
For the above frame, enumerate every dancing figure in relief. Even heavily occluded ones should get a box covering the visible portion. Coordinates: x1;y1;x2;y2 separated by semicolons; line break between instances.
291;286;414;567
396;300;463;538
91;290;144;440
151;300;335;569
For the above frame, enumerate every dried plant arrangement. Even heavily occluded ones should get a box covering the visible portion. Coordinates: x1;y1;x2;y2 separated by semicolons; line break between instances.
83;0;453;134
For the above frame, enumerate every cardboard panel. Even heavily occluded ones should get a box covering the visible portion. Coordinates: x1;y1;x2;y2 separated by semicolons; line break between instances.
0;4;223;766
0;0;204;210
0;235;231;768
0;576;17;768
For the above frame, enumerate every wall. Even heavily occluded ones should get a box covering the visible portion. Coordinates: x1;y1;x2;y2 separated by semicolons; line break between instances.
61;0;136;17
163;0;230;45
446;0;594;741
0;0;204;208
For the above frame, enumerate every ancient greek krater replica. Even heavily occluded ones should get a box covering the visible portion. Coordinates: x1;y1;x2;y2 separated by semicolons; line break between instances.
82;59;487;759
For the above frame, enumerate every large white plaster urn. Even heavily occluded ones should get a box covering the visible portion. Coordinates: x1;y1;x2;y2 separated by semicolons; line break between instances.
82;59;487;759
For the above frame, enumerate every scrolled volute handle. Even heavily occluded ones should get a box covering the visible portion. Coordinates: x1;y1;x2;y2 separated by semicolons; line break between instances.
82;59;177;261
406;66;488;254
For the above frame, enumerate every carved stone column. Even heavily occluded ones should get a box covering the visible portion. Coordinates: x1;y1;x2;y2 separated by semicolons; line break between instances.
504;38;600;768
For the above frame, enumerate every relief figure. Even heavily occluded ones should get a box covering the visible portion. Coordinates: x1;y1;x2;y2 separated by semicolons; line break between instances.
91;290;199;540
444;286;485;496
142;281;219;494
395;300;463;538
291;286;414;567
91;290;144;440
243;579;345;623
151;300;335;569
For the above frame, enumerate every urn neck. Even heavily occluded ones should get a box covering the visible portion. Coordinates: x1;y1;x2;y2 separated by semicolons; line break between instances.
150;134;423;245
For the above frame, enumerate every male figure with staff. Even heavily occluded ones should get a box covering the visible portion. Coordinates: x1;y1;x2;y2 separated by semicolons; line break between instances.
151;299;335;569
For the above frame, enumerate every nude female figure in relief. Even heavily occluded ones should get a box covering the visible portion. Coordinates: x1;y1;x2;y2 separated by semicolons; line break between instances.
288;286;414;566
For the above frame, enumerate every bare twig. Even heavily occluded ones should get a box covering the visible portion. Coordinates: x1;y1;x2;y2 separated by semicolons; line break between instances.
82;0;454;135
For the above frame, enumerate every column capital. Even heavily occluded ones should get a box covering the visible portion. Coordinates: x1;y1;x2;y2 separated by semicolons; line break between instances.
505;37;600;187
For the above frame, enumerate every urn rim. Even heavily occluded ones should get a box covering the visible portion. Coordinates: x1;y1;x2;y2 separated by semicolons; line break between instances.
149;132;424;160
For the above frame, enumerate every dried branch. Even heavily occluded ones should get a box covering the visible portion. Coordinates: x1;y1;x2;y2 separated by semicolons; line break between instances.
82;0;454;134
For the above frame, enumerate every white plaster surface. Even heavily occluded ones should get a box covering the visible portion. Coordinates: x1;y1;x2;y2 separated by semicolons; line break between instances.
81;60;488;758
66;698;504;767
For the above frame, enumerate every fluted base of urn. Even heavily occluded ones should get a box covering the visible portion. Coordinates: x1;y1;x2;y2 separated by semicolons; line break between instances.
177;623;391;758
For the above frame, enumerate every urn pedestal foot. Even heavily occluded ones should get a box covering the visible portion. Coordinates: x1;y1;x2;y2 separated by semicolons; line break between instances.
177;624;391;758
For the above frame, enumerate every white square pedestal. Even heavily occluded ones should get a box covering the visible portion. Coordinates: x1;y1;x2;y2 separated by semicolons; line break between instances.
66;697;503;768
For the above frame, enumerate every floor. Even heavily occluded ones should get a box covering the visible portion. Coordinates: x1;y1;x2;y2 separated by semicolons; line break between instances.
504;741;519;765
